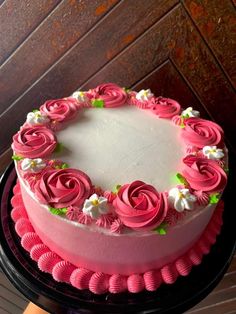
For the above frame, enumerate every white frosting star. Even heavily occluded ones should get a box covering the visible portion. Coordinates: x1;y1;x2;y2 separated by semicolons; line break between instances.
26;111;49;125
168;188;197;212
72;90;88;103
181;107;200;118
202;146;224;160
21;158;46;172
82;194;108;219
136;89;154;102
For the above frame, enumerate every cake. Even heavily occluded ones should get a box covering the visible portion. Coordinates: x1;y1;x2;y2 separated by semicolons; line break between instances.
11;83;228;294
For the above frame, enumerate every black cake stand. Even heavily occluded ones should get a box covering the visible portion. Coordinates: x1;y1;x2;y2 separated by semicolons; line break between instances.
0;162;235;314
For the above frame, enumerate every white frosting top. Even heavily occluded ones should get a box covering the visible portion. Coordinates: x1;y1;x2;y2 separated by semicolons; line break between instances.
55;105;185;191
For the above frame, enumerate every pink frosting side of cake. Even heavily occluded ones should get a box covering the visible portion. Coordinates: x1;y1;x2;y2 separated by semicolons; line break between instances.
11;181;224;294
20;179;216;276
86;83;127;108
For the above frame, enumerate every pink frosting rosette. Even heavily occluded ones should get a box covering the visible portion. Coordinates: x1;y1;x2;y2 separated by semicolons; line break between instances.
40;98;78;123
181;118;224;148
22;172;43;192
150;97;181;119
12;126;57;158
113;180;168;230
182;156;227;193
87;83;127;108
34;168;92;208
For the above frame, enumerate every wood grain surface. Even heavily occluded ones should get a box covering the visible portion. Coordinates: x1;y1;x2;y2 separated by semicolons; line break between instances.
0;0;62;65
0;1;235;157
132;60;210;120
183;0;236;88
0;0;119;114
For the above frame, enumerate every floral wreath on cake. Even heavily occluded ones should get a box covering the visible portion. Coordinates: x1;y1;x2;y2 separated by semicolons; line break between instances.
12;83;228;235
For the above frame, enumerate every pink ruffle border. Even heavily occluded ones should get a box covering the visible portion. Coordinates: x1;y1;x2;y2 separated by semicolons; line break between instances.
11;182;223;294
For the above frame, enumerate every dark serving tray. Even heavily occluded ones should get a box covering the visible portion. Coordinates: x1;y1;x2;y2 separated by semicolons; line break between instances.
0;162;235;314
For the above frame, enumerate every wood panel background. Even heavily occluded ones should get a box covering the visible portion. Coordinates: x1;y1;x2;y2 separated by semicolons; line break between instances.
0;0;235;160
0;0;235;313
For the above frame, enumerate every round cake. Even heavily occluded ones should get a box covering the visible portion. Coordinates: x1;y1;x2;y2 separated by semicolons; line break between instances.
11;83;228;294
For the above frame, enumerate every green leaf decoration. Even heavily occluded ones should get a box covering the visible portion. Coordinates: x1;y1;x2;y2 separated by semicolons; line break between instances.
60;207;68;214
61;163;69;169
123;87;131;93
153;223;167;235
49;207;61;215
181;113;189;119
32;109;39;113
112;184;121;194
12;154;23;161
209;193;220;204
176;173;189;186
224;167;229;175
158;228;167;235
53;162;69;170
179;117;185;128
54;143;63;153
91;99;104;108
49;207;67;216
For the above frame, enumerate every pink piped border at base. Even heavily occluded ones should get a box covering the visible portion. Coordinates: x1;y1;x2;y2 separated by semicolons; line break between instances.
11;182;224;294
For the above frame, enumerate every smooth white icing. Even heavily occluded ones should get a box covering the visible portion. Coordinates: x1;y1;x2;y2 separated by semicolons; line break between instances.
55;105;185;191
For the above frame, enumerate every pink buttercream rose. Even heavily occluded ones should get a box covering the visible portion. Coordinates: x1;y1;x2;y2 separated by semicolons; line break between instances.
40;97;78;123
182;156;227;193
181;118;224;148
12;126;57;158
87;83;127;108
114;181;168;230
34;168;92;208
150;97;181;119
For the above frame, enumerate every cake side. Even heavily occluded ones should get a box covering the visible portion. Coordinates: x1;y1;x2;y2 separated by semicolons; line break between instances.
11;181;224;294
19;175;217;275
